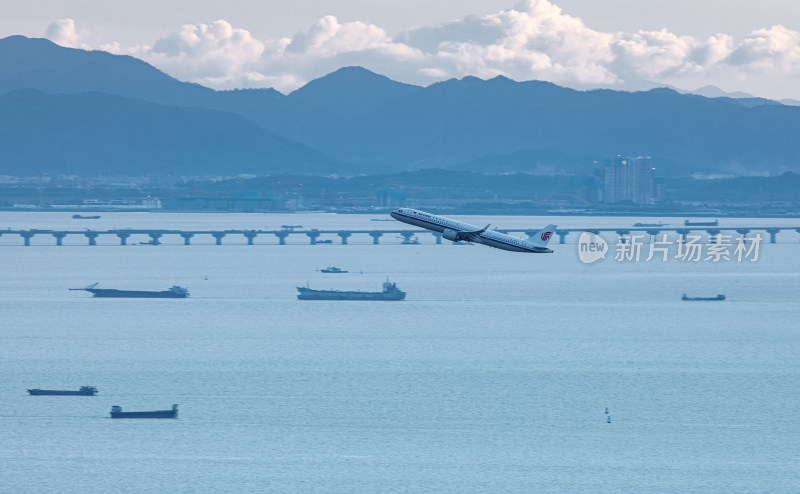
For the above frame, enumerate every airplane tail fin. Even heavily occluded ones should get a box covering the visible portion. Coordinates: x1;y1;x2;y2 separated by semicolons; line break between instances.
529;224;557;248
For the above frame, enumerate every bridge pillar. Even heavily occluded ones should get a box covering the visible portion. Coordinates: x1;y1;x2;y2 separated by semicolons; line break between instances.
369;232;383;244
707;229;721;243
615;230;630;243
337;232;351;245
84;232;99;246
180;233;194;245
766;228;780;244
212;233;226;245
557;230;568;244
244;232;258;245
399;232;416;244
524;230;537;241
645;229;661;241
433;232;442;244
306;231;320;245
116;233;131;245
735;229;751;243
148;233;162;245
52;232;67;246
275;232;289;245
676;229;690;243
21;232;35;246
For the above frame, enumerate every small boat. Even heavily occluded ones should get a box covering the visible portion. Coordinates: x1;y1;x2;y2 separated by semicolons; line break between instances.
72;214;101;219
27;386;98;396
316;239;333;244
320;266;348;273
682;294;726;301
110;404;178;419
633;222;666;227
684;220;718;226
70;283;189;298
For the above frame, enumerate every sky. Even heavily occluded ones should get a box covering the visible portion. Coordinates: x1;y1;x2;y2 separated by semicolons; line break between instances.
2;0;800;100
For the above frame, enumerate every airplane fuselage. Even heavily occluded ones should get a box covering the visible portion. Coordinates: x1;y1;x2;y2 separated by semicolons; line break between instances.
390;208;554;253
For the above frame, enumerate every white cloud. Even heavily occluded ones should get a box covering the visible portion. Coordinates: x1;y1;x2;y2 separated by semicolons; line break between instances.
421;0;618;85
285;15;392;56
728;25;800;71
144;20;265;83
46;18;90;49
45;1;800;99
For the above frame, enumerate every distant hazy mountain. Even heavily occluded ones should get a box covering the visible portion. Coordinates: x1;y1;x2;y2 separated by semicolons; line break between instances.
305;76;800;175
0;89;343;176
0;35;330;139
3;35;800;178
690;85;755;99
288;66;422;120
0;36;186;99
686;85;782;109
0;36;348;176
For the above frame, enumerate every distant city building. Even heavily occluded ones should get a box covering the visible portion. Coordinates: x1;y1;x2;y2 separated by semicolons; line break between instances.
141;197;162;209
598;156;660;204
378;189;407;207
45;197;164;210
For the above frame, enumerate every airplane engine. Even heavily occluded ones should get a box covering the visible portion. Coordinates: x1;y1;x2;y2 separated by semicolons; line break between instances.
442;229;462;242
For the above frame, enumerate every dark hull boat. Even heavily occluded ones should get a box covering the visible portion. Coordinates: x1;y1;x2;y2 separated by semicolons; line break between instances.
297;280;405;301
110;404;178;419
682;294;726;301
320;266;348;273
28;386;98;396
684;220;718;226
70;283;188;298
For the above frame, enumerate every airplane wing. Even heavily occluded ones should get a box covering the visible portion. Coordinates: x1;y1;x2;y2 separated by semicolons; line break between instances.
455;224;490;242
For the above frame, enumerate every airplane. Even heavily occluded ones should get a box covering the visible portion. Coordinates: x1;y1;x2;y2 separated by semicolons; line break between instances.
390;208;557;253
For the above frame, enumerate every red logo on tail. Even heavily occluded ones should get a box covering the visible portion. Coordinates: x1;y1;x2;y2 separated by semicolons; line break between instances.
541;231;552;242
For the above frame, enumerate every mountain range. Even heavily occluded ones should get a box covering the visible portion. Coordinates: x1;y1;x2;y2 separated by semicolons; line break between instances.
2;35;800;178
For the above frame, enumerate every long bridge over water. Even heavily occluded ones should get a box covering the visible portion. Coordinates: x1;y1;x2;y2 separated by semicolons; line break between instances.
2;226;800;246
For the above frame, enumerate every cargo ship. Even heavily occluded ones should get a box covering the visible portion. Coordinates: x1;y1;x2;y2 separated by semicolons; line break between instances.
684;220;718;226
110;404;178;419
682;294;726;301
297;280;406;301
70;283;189;298
320;266;348;273
27;386;98;396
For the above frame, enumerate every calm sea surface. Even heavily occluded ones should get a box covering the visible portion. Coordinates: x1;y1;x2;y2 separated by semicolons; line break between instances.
1;212;798;493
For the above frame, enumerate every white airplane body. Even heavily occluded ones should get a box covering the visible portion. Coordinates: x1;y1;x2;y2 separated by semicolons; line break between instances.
390;208;556;253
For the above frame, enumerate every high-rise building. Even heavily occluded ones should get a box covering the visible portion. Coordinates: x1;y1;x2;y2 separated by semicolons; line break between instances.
599;155;658;204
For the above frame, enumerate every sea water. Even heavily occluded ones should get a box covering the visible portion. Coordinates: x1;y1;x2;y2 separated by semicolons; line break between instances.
0;212;798;493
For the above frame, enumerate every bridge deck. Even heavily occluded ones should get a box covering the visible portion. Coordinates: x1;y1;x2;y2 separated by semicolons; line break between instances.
1;226;798;245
